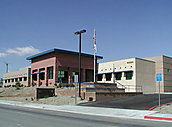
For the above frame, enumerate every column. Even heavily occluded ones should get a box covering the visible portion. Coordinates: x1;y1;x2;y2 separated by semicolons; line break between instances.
82;69;86;82
68;67;72;84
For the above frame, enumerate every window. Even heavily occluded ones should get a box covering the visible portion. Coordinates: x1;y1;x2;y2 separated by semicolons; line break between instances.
11;79;14;82
15;78;18;82
8;79;10;83
116;72;122;80
48;67;53;79
5;80;7;83
24;77;27;81
106;73;111;81
125;71;133;80
97;74;103;81
19;78;22;81
167;69;170;72
32;74;37;81
39;73;45;80
58;71;68;83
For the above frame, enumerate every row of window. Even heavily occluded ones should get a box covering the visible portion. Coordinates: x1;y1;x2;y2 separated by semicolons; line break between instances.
100;66;133;72
97;71;133;81
32;67;54;81
4;73;27;79
4;77;28;83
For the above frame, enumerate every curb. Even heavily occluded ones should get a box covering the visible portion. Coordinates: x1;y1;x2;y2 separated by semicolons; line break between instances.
1;100;172;122
144;116;172;121
147;102;172;111
0;100;155;120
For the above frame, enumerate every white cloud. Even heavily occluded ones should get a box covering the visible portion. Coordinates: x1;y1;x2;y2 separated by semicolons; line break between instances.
0;53;7;57
6;46;40;56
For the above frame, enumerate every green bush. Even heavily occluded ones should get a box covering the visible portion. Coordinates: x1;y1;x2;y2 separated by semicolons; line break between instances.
32;83;36;87
15;81;21;90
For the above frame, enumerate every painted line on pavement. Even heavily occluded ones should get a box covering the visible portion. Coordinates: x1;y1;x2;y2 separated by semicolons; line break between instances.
144;116;172;121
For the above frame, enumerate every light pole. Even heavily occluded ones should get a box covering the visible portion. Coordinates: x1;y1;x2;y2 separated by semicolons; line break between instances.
75;29;86;97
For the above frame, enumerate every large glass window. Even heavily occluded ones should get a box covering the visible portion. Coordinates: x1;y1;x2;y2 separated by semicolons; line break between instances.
106;73;111;81
58;71;68;83
48;67;53;79
19;78;22;82
86;69;93;82
24;77;27;81
115;72;122;80
32;74;37;81
125;71;133;80
97;74;103;81
15;78;18;82
39;73;45;80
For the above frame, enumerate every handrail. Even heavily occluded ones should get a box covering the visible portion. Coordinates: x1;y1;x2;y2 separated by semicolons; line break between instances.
115;81;127;89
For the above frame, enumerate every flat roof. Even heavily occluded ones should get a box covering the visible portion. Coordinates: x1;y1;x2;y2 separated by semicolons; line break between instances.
26;48;103;60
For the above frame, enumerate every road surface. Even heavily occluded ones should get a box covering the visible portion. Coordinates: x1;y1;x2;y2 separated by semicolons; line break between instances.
0;104;171;127
79;94;172;110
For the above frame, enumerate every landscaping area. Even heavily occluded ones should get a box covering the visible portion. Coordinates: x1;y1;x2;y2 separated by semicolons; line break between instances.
0;86;172;114
0;87;87;105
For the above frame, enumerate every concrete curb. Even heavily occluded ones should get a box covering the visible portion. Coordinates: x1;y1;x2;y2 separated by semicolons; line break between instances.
0;100;172;122
144;116;172;121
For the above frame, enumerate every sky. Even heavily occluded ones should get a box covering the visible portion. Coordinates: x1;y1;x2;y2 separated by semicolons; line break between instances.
0;0;172;77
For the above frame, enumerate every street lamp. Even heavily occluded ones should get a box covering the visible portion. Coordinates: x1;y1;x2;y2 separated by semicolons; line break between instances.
75;29;86;97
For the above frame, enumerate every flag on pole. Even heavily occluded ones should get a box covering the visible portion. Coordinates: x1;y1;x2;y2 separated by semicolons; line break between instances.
93;28;97;53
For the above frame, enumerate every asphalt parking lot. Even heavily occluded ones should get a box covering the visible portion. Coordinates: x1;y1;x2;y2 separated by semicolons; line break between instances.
79;94;172;110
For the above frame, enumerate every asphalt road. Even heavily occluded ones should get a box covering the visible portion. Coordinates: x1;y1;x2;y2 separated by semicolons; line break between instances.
0;104;171;127
79;94;172;110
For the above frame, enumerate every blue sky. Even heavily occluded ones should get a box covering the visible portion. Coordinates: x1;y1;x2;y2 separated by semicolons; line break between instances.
0;0;172;77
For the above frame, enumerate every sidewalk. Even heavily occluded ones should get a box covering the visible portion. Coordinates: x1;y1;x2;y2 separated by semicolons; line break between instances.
0;100;172;122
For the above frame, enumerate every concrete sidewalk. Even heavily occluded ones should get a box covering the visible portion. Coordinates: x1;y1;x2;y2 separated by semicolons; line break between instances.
0;100;172;122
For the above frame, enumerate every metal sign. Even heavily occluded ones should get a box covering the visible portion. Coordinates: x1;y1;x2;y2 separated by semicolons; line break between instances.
156;73;162;81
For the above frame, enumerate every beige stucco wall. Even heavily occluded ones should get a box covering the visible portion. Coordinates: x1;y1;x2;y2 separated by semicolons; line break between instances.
135;58;156;93
145;56;164;92
98;58;136;92
145;56;172;92
3;68;31;87
97;58;156;93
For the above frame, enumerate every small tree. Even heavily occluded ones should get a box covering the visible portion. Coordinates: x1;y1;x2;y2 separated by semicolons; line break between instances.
15;81;21;90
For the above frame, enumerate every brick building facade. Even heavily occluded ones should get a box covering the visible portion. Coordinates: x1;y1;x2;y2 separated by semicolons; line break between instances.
27;48;103;87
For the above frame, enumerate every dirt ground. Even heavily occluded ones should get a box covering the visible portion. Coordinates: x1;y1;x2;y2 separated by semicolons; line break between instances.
153;104;172;114
0;87;87;105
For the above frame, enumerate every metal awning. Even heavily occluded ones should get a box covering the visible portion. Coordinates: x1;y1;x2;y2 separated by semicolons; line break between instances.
30;72;45;75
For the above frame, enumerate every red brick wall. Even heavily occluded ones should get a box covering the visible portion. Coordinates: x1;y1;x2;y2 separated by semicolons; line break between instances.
30;51;94;86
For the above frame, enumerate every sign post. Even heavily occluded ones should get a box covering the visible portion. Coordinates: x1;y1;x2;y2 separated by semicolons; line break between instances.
74;75;78;105
156;73;162;109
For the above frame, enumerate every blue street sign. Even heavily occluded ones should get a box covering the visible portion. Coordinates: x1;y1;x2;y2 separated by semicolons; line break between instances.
156;73;162;81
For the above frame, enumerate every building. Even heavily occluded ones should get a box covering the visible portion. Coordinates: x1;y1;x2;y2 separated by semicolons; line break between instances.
26;48;103;87
3;68;31;87
145;56;172;92
97;58;156;93
0;78;3;87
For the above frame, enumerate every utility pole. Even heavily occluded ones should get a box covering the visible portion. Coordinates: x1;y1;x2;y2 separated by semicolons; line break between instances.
5;62;9;73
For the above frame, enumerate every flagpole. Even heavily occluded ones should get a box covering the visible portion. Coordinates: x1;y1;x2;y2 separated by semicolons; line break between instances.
94;47;96;83
93;28;96;83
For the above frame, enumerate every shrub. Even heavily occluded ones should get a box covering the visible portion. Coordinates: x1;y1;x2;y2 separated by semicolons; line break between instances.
38;82;42;87
46;83;48;87
32;83;36;87
15;81;21;90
